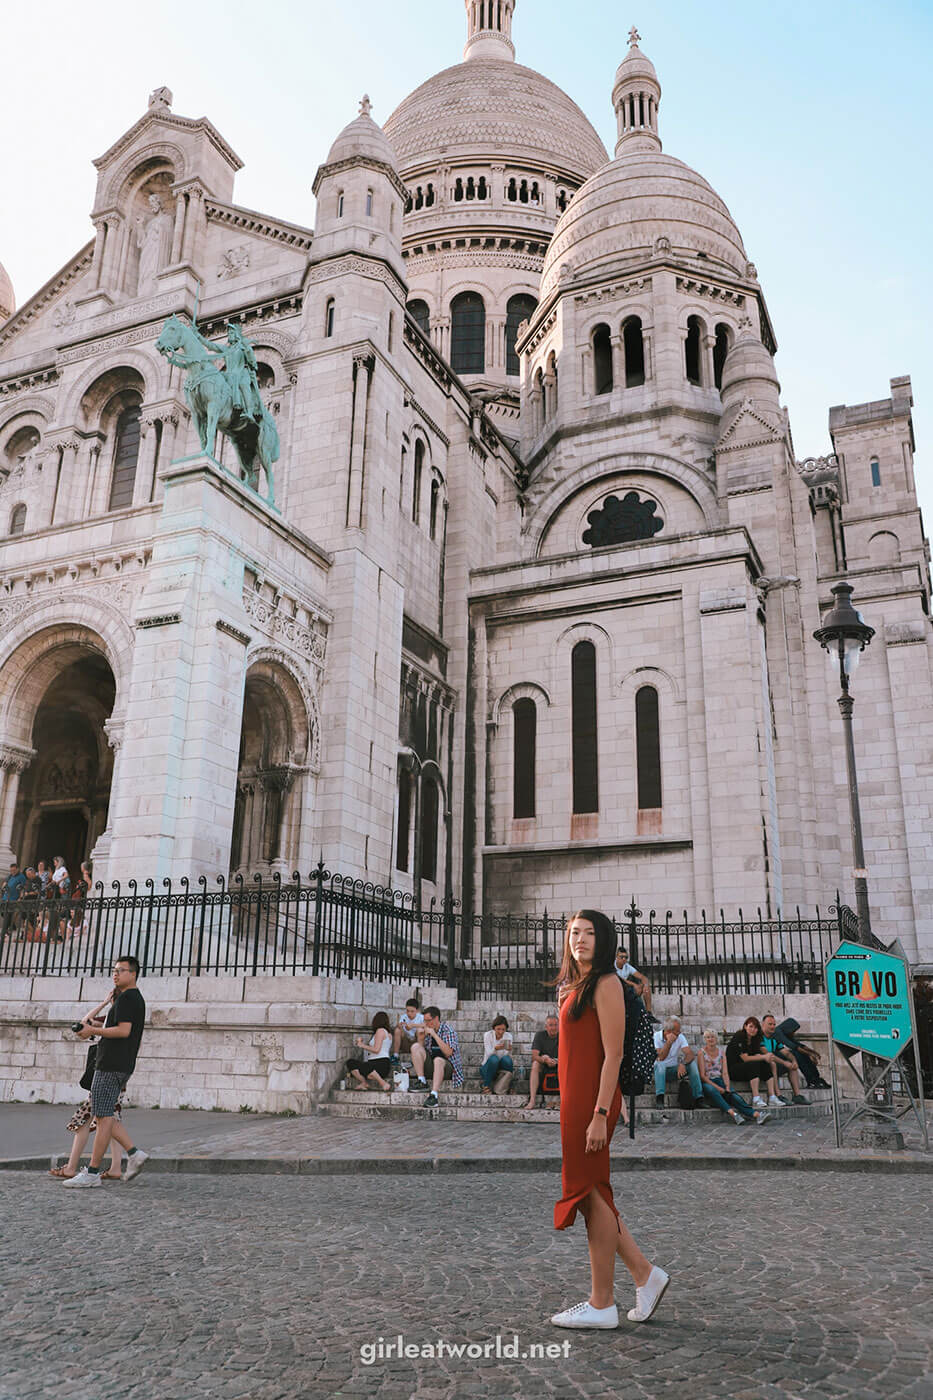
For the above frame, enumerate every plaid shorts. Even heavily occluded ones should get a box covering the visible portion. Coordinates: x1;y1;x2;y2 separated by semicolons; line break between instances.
89;1070;128;1119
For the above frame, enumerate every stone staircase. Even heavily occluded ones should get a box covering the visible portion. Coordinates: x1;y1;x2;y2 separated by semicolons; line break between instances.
321;998;834;1126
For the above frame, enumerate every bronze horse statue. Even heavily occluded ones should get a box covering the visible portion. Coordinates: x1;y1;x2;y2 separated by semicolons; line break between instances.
156;314;279;503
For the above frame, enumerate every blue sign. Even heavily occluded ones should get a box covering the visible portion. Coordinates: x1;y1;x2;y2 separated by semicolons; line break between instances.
825;941;912;1059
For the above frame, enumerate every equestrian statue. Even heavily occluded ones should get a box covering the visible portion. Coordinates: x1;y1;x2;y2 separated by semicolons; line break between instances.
156;314;279;503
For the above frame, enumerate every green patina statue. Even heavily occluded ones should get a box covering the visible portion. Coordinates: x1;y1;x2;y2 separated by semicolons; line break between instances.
156;314;279;503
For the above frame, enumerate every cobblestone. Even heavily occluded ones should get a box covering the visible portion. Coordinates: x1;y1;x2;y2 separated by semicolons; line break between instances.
1;1169;932;1400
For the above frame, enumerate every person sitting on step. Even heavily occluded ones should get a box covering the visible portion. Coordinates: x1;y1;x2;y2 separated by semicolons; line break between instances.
696;1027;770;1125
726;1016;784;1110
480;1015;514;1094
345;1012;393;1093
391;997;425;1065
773;1015;830;1089
761;1013;810;1103
525;1013;559;1108
410;1006;464;1107
614;948;659;1024
653;1017;703;1108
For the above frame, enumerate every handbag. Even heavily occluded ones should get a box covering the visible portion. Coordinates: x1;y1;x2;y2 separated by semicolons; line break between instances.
79;1042;98;1092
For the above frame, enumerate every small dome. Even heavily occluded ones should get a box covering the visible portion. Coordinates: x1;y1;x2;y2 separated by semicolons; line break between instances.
325;99;399;169
614;41;659;87
0;261;14;321
384;61;607;179
720;326;780;402
541;151;747;296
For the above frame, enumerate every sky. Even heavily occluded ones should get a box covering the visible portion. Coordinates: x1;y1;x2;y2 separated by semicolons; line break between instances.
3;0;931;512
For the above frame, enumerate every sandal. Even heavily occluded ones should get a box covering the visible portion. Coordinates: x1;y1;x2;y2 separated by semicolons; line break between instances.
48;1166;75;1179
101;1171;123;1180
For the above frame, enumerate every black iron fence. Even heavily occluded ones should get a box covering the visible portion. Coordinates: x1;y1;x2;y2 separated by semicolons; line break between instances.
0;863;853;998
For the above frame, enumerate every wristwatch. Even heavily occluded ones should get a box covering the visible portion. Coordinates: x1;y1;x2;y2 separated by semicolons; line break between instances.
595;1106;608;1117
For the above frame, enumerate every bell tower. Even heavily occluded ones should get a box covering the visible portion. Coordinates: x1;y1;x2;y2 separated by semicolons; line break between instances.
463;0;516;61
613;27;662;155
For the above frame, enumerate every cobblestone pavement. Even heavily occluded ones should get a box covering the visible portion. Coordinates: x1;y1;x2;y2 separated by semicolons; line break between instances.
3;1102;929;1169
2;1169;932;1400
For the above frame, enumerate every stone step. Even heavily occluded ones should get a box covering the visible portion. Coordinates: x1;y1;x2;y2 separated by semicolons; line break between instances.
333;1088;833;1110
319;1099;832;1125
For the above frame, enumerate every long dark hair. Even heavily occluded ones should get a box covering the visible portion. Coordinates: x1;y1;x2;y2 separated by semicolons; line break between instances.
371;1012;391;1034
553;909;618;1019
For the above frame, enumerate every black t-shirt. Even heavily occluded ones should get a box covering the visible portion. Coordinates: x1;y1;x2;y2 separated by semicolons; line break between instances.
532;1030;559;1061
96;987;146;1076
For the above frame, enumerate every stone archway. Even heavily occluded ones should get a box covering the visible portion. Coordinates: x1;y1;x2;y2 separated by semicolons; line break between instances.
230;659;313;876
0;629;117;877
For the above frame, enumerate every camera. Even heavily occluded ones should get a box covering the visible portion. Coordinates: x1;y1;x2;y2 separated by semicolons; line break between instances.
71;1021;85;1033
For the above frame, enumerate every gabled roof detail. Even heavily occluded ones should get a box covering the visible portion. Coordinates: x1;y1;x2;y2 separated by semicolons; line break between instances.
93;110;243;174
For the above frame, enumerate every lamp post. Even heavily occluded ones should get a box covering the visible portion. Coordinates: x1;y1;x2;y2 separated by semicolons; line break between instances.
813;581;875;943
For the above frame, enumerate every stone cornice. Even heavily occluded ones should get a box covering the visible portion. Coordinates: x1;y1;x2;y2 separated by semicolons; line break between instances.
93;110;243;173
204;199;314;251
312;155;408;203
0;366;59;399
675;275;746;309
305;252;406;302
0;245;94;352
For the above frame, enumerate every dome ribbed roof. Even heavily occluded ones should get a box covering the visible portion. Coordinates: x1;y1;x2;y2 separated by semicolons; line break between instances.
541;150;747;296
384;61;607;178
326;110;399;169
0;262;14;320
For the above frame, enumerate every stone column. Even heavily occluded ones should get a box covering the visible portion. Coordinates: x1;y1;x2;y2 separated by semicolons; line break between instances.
90;220;108;289
134;418;160;506
88;719;124;878
346;353;374;530
51;440;80;526
0;743;36;869
170;195;186;264
181;187;203;264
611;334;624;392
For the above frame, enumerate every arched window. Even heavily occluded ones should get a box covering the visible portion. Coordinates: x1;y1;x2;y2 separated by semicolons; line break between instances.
571;641;598;814
505;294;538;377
429;478;441;540
454;178;464;202
108;404;141;511
513;698;537;819
8;503;26;537
412;439;425;524
507;178;518;202
337;191;345;218
256;361;275;390
556;189;569;213
870;458;882;488
395;768;413;872
635;686;662;810
593;324;613;395
546;351;558;418
450;292;486;374
684;316;703;385
407;299;431;336
325;299;336;338
534;366;545;433
365;189;374;217
713;323;731;390
623;316;646;386
420;777;439;882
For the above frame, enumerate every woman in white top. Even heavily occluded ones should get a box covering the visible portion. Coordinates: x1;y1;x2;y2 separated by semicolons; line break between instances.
480;1015;514;1092
346;1012;393;1092
696;1028;769;1126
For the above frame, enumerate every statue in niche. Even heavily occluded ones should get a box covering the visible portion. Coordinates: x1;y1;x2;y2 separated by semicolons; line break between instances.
582;491;664;548
156;313;279;503
135;192;174;296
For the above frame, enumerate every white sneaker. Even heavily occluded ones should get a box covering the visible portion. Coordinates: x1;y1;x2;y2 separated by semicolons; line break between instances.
768;1095;784;1106
123;1149;149;1182
752;1095;766;1108
755;1109;771;1125
61;1167;102;1189
627;1266;670;1323
551;1300;619;1329
729;1109;745;1125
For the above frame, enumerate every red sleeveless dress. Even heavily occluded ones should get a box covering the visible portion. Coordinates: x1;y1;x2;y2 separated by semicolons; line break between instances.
554;988;622;1231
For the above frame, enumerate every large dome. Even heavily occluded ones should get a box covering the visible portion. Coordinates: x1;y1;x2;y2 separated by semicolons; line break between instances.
384;61;608;180
540;150;747;297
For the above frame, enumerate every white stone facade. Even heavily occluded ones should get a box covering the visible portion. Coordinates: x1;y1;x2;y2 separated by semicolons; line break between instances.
0;11;931;960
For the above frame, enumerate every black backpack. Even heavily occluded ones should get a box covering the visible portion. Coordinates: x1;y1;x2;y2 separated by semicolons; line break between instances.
619;980;657;1138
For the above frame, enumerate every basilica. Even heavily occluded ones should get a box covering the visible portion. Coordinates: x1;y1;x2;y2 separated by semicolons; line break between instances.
0;3;930;959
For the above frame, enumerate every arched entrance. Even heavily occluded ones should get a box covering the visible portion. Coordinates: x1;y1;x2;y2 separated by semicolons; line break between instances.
16;653;116;871
230;658;314;876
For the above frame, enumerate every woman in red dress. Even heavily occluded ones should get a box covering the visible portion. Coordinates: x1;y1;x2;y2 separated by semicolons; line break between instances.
551;910;670;1329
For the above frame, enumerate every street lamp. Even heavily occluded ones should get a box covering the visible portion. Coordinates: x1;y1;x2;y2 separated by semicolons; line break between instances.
813;581;875;943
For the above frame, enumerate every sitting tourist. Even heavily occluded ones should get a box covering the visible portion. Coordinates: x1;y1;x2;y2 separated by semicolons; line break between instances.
772;1015;830;1089
696;1028;770;1125
392;997;425;1063
345;1012;393;1092
480;1015;514;1094
761;1013;809;1103
410;1006;464;1107
614;947;658;1022
525;1013;559;1109
654;1016;703;1108
726;1016;783;1109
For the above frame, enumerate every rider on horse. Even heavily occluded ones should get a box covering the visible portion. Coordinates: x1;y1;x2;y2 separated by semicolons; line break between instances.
190;322;264;425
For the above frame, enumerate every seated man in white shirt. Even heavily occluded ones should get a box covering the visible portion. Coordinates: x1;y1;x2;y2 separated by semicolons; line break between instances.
392;998;425;1063
615;948;658;1023
653;1017;703;1107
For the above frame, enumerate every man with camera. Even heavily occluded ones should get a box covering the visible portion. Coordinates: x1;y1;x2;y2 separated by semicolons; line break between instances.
64;954;149;1188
